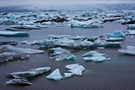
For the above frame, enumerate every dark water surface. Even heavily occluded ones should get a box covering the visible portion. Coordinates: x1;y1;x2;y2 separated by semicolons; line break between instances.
0;23;135;90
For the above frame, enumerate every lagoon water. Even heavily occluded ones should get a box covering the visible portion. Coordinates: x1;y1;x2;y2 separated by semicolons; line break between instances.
0;23;135;90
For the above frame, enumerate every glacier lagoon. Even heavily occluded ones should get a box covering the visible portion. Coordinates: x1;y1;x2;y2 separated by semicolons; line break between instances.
0;9;135;90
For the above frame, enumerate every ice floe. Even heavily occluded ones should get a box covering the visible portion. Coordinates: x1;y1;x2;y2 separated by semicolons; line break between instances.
46;69;63;81
0;45;44;54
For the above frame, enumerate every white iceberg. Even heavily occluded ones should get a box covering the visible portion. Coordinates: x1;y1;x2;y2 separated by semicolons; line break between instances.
46;69;63;81
118;46;135;55
0;52;29;63
106;37;124;41
0;45;44;54
65;63;85;75
127;24;135;29
64;73;74;78
0;31;29;37
83;56;107;62
6;79;32;86
127;30;135;35
82;51;109;62
82;51;104;57
7;67;51;78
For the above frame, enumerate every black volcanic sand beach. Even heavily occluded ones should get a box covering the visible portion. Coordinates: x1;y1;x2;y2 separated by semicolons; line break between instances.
0;23;135;90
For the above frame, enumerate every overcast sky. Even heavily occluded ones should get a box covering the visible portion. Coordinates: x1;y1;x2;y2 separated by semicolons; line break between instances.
0;0;135;7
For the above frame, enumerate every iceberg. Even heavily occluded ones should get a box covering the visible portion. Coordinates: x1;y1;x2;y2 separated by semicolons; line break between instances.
94;39;107;47
0;52;29;63
7;67;51;78
6;79;32;86
118;46;135;55
127;30;135;35
64;73;74;78
106;30;126;38
0;31;29;37
48;47;76;61
127;24;135;29
69;20;103;28
0;41;17;46
82;51;104;57
0;45;44;54
50;52;76;61
9;25;40;30
80;39;94;49
82;51;109;62
65;63;85;75
106;42;121;48
83;55;107;62
106;37;124;42
46;69;63;81
48;47;69;55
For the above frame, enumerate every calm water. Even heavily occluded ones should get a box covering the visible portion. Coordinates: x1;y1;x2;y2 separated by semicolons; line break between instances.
0;23;135;90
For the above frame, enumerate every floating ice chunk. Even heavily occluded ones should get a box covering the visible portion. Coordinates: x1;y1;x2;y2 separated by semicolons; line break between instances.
0;31;29;37
127;24;135;29
82;51;104;57
68;66;85;75
48;47;69;55
106;42;121;48
49;47;76;61
64;73;74;78
65;63;85;75
80;39;94;48
65;63;80;70
118;46;135;55
83;56;106;62
82;51;109;62
0;52;29;63
0;45;44;54
48;35;71;39
46;69;63;81
94;39;107;46
69;20;103;28
127;30;135;35
106;30;125;38
6;79;32;86
53;53;76;61
7;67;51;78
0;41;17;46
10;25;40;30
106;37;124;41
41;22;53;25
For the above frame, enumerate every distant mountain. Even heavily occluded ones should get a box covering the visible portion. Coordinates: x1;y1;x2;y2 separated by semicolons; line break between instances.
0;3;135;12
